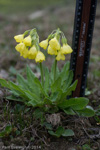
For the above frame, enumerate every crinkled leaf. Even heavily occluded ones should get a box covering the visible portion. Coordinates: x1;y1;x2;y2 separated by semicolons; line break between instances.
0;78;11;89
55;126;64;136
6;95;24;102
51;77;61;93
33;108;44;119
59;61;70;82
24;90;41;103
0;125;12;137
64;108;76;115
43;122;53;130
59;97;89;110
34;77;47;96
48;126;64;137
62;70;73;91
26;65;40;95
62;129;74;137
17;74;29;90
61;80;78;99
76;106;95;117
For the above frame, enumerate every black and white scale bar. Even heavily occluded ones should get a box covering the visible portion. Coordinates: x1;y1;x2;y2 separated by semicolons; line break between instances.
70;0;97;97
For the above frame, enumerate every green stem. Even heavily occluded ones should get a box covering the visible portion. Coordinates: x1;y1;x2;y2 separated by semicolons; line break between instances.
40;62;44;87
54;59;57;81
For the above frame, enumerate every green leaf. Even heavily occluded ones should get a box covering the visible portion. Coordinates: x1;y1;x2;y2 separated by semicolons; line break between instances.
43;122;53;130
82;144;92;150
34;78;47;96
33;108;44;119
55;126;65;136
5;79;41;105
61;80;78;99
77;106;95;117
62;129;74;137
64;108;76;115
43;98;52;105
0;79;28;100
0;78;11;89
26;65;40;95
0;125;12;137
24;90;42;103
6;95;24;102
59;97;89;110
17;74;29;90
9;81;28;99
50;92;59;102
44;67;50;94
48;126;64;137
48;130;58;137
57;61;70;84
62;70;73;91
51;77;61;93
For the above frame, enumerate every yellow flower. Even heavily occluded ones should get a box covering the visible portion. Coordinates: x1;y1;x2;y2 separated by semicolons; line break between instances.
39;39;48;50
56;51;65;61
35;51;45;63
14;34;24;43
28;46;38;59
49;37;60;50
47;45;58;55
61;44;73;54
15;43;25;53
20;48;29;59
23;35;32;46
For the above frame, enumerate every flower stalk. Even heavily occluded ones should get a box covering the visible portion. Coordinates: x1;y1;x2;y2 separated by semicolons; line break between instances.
39;62;44;87
54;58;57;82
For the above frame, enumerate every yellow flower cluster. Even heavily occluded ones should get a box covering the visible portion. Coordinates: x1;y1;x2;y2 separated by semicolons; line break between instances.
14;33;45;63
39;36;73;61
14;29;73;62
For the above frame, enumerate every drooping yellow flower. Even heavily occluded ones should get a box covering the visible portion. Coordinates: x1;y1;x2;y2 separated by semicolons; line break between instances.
28;45;38;59
61;44;73;54
14;34;24;43
35;51;45;63
56;51;65;61
39;39;48;50
15;43;25;53
20;48;29;59
47;45;58;55
49;37;60;50
23;35;32;46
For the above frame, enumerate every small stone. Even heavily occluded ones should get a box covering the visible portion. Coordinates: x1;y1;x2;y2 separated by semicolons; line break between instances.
46;113;61;126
